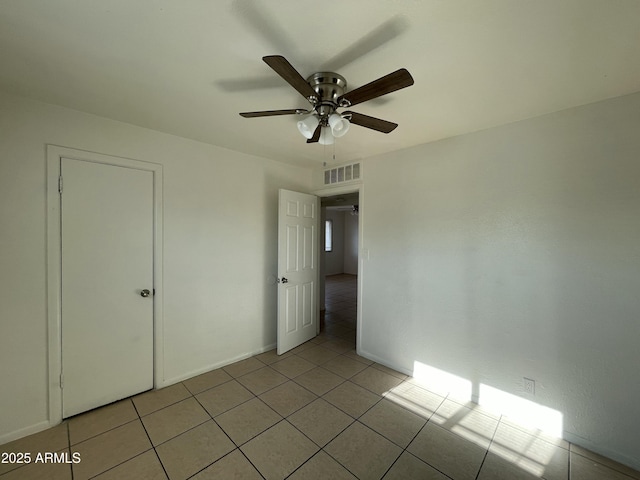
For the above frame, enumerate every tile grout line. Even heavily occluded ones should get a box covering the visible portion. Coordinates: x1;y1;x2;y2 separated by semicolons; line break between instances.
283;449;324;479
472;413;502;480
210;395;282;450
187;386;249;451
65;421;74;480
134;384;196;417
318;446;361;479
131;398;171;480
373;390;446;477
185;383;268;478
236;450;268;480
67;416;140;449
84;449;160;480
290;379;398;476
392;397;457;480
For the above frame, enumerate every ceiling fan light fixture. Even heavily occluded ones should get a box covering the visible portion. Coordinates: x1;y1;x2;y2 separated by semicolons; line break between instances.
240;55;414;145
297;115;319;139
318;127;335;145
329;113;350;138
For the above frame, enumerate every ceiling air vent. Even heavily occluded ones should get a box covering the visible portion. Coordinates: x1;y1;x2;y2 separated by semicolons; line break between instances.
324;162;361;185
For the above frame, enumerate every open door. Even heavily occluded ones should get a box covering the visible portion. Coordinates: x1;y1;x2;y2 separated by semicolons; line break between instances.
277;189;319;354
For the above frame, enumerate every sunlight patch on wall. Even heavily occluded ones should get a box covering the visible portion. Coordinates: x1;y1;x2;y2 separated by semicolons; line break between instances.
478;384;563;437
411;361;473;400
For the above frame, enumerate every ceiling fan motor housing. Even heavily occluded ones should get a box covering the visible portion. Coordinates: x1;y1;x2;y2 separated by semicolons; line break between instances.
239;55;412;141
307;72;347;122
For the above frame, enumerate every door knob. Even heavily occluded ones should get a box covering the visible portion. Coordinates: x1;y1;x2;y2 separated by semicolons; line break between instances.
140;289;151;297
280;277;288;284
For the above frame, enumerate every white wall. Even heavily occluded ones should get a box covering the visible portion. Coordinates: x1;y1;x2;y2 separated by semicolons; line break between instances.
343;212;358;275
324;209;358;276
357;93;640;469
324;209;345;275
0;92;312;443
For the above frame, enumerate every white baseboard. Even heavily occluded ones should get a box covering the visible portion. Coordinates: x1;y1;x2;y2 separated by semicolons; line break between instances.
563;431;640;472
159;343;277;388
0;420;54;447
356;348;413;376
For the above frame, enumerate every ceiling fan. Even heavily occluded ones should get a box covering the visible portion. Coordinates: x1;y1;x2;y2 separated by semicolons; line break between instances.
239;55;414;144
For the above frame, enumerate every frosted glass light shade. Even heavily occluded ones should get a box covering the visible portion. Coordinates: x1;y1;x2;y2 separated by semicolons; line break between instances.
329;113;350;138
318;127;335;145
297;115;319;139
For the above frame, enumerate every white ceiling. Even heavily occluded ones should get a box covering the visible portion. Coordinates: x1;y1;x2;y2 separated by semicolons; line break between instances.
2;0;640;168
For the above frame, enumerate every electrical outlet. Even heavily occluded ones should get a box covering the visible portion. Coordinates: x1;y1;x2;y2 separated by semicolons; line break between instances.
524;377;535;395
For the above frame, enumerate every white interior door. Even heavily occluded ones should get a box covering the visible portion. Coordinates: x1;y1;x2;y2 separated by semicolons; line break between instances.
277;189;319;354
61;158;154;417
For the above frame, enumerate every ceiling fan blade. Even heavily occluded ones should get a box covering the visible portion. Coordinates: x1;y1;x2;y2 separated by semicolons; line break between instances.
338;68;414;107
239;109;304;118
216;76;284;93
232;0;299;60
344;111;398;133
307;125;322;143
263;55;318;102
318;15;409;71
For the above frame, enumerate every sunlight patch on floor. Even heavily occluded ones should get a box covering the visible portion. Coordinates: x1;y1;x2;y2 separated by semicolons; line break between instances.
428;399;498;449
489;422;564;477
384;381;445;419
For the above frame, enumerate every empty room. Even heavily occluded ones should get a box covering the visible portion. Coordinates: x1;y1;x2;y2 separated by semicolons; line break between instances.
1;1;639;479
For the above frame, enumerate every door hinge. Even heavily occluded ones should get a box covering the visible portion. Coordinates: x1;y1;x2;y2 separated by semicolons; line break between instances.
59;374;64;389
58;175;63;194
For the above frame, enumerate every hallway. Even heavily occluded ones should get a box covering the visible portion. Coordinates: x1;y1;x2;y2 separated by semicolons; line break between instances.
322;274;357;344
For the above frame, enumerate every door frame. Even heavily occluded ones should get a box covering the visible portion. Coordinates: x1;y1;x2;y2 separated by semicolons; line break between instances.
312;184;363;353
46;145;164;425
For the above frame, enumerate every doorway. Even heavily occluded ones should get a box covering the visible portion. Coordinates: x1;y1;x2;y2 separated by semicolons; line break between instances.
320;192;359;349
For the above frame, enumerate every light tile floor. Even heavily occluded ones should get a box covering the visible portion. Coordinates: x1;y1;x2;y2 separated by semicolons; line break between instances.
2;274;639;479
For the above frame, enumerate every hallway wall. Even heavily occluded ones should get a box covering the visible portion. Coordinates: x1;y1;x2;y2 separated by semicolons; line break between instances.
324;209;345;276
324;209;358;276
343;212;359;275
